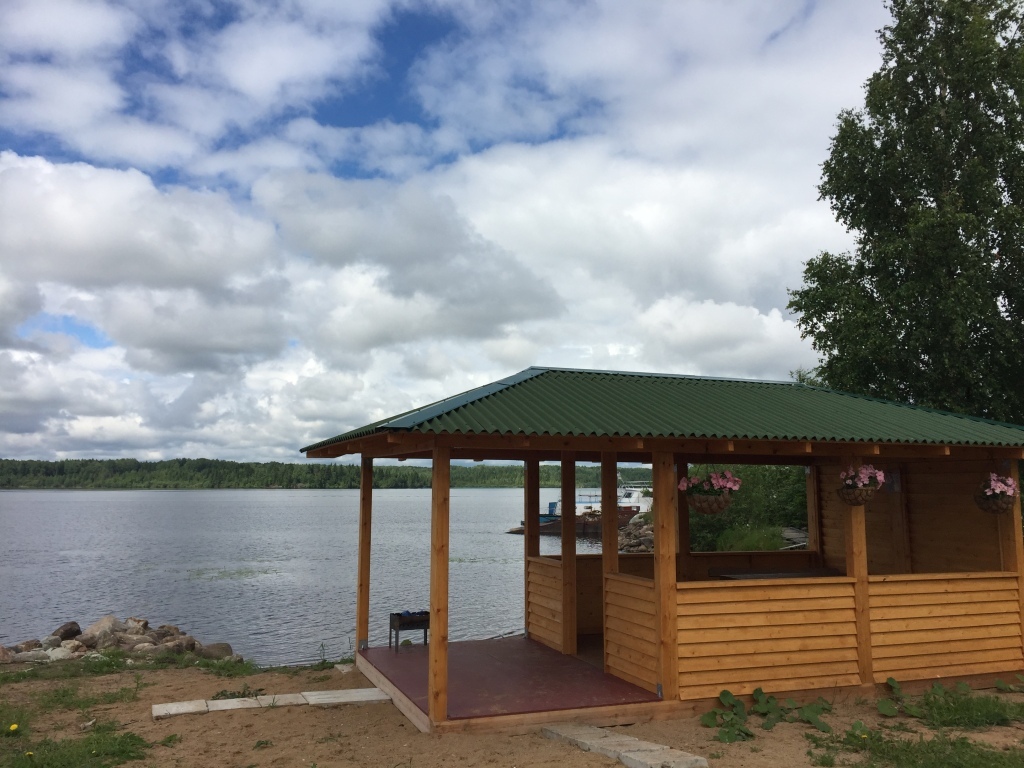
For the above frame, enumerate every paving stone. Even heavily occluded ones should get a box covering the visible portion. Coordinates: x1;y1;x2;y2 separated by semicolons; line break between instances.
301;688;390;706
541;723;608;748
206;698;260;712
152;700;208;720
585;735;645;759
334;663;354;673
256;693;307;707
619;747;709;768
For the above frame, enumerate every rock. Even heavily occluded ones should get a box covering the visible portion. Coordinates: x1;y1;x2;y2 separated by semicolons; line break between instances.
157;624;182;636
119;636;149;651
14;639;41;652
76;633;98;649
133;643;160;655
94;630;120;651
180;635;196;652
41;635;62;650
61;639;85;653
197;642;233;660
14;650;49;663
124;617;149;635
83;615;125;637
51;621;81;641
0;646;14;664
46;647;73;661
159;639;186;654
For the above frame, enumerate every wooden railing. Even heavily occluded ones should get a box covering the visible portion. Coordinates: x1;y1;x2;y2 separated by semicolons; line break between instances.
677;577;861;700
869;573;1024;682
526;556;563;651
604;573;658;692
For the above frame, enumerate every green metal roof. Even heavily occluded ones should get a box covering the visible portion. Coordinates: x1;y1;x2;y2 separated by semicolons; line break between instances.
300;367;1024;453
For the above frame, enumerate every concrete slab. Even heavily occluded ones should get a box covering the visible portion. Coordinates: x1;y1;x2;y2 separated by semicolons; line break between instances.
152;700;208;720
256;693;307;707
619;747;709;768
206;698;260;712
542;723;609;748
334;663;354;673
301;688;390;706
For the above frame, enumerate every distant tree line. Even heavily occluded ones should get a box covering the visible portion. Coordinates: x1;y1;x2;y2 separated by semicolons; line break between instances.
0;458;654;490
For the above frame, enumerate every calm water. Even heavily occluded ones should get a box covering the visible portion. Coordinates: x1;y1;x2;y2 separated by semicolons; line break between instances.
0;489;599;665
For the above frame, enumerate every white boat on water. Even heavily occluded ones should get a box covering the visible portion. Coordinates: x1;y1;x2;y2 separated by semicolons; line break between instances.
508;483;652;535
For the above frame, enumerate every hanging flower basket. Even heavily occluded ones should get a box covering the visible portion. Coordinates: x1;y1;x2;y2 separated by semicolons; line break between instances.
836;464;885;506
837;486;876;506
688;491;733;515
678;469;741;515
974;473;1017;514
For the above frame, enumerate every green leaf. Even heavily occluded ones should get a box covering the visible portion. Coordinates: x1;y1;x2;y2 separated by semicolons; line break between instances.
700;710;720;728
877;699;900;717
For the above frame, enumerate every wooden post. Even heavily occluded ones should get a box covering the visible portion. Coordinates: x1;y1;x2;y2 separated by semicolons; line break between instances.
561;452;577;655
652;451;679;700
523;457;540;638
428;446;450;724
805;466;822;568
890;464;912;573
675;456;689;581
843;464;874;685
600;452;618;673
997;462;1024;659
356;456;373;651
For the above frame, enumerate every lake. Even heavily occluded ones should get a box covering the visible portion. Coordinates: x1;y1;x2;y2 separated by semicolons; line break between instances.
0;489;600;665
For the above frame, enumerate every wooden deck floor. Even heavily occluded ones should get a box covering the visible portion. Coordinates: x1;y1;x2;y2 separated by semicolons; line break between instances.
361;636;660;723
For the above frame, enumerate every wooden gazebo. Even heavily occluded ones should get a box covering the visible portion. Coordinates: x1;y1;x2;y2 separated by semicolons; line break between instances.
302;367;1024;732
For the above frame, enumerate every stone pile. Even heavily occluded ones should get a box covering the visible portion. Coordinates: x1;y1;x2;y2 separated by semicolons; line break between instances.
618;515;655;553
0;615;237;665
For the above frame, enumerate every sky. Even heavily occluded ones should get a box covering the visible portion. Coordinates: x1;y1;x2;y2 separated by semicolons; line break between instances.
0;0;894;462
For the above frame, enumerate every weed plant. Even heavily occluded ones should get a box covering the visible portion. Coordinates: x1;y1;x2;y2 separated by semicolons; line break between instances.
0;721;149;768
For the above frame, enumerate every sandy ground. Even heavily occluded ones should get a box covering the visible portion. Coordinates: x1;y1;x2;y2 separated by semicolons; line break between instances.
6;663;1024;767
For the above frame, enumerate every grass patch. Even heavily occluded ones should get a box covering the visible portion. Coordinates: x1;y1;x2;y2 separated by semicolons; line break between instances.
35;676;147;713
808;723;1024;767
916;682;1023;729
715;524;786;552
0;721;149;768
210;683;264;700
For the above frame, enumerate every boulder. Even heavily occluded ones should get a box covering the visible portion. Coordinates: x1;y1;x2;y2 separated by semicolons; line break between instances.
51;621;81;641
14;639;41;653
0;646;14;664
41;635;61;650
61;639;85;653
94;630;120;651
13;650;49;663
45;647;73;661
76;633;98;649
157;624;182;636
197;642;233;660
180;635;196;652
124;617;149;635
83;615;125;637
133;643;160;655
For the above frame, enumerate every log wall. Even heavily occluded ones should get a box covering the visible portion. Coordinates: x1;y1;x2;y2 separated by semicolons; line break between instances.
869;573;1024;682
676;578;861;700
526;556;563;651
604;573;658;692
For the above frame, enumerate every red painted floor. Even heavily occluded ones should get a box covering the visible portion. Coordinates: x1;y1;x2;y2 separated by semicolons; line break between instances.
362;636;660;720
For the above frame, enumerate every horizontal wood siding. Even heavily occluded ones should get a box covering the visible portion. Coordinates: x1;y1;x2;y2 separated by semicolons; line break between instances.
869;573;1024;682
604;573;658;692
677;578;861;700
526;557;562;652
681;551;818;581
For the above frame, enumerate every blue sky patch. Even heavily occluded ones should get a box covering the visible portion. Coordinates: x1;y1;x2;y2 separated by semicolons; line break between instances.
17;313;114;349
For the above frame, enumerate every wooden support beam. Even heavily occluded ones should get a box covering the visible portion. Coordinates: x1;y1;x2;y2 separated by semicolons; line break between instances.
652;451;680;701
524;458;540;639
675;456;690;581
805;466;821;568
843;462;874;686
428;446;451;724
601;452;618;674
356;457;373;651
561;452;577;655
997;462;1024;661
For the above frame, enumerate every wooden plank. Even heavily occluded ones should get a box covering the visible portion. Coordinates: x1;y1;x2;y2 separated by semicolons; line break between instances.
680;622;857;644
873;636;1024;660
682;675;863;702
870;590;1017;607
607;572;655;589
428;446;450;725
844;496;873;685
679;608;858;630
890;463;912;573
876;649;1024;674
679;634;858;658
872;623;1020;646
605;615;657;644
604;641;658;672
806;465;821;559
526;601;563;624
871;613;1019;633
527;616;562;640
606;589;655;616
868;571;1016;586
605;630;657;657
681;660;861;687
605;662;659;692
677;581;855;603
523;457;540;638
607;602;658;629
606;654;659;685
601;451;619;582
356;653;431;734
678;647;857;673
356;456;373;650
605;577;656;602
1002;460;1024;661
683;596;856;616
561;453;577;655
870;600;1021;620
874;659;1024;682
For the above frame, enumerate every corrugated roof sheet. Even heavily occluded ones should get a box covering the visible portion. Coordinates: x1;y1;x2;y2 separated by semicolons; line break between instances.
300;367;1024;453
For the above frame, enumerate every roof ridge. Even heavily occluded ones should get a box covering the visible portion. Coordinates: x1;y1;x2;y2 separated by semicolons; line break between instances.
529;366;798;386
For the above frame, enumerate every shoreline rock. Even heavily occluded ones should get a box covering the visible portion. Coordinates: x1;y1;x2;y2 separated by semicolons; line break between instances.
2;615;238;665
